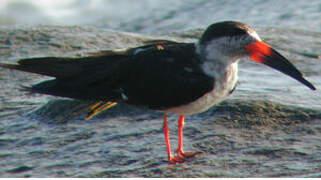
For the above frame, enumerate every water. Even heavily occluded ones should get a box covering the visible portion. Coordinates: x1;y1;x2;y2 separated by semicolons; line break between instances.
0;0;321;178
1;0;321;33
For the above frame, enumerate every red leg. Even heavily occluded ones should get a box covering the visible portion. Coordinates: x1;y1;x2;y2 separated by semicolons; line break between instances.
163;113;184;163
176;115;202;158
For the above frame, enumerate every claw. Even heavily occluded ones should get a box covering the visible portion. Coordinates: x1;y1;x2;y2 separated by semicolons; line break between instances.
168;156;185;164
176;149;203;158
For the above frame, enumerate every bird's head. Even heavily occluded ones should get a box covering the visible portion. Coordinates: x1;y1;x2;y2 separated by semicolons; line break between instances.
197;21;316;90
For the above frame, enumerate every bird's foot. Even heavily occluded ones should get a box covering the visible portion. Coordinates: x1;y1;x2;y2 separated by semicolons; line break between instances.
176;149;203;159
168;150;203;164
168;156;185;164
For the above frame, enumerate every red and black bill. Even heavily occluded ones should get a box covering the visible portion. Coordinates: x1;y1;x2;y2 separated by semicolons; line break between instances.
245;41;316;90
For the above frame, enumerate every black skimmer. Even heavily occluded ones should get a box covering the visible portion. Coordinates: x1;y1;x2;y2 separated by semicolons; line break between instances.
0;21;316;163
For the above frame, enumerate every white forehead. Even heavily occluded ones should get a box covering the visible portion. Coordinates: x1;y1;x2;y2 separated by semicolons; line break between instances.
248;30;262;41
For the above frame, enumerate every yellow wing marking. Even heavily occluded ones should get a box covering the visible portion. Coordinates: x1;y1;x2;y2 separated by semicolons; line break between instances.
86;101;118;120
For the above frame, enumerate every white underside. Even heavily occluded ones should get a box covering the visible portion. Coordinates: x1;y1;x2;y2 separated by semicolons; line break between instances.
163;62;238;115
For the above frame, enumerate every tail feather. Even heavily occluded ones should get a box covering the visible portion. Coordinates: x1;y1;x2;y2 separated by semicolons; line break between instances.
0;53;130;100
26;79;63;97
21;78;121;101
0;53;129;79
0;57;85;79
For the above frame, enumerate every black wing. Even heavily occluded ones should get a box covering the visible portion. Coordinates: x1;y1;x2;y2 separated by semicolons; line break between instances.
119;43;215;110
0;53;130;100
0;42;214;109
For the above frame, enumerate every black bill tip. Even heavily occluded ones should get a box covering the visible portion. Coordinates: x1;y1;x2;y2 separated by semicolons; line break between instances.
245;41;316;91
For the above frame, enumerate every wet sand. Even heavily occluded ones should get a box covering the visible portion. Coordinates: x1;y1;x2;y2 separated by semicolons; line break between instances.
0;25;320;177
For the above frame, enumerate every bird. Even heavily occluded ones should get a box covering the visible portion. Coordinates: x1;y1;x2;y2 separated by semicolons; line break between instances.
0;21;316;163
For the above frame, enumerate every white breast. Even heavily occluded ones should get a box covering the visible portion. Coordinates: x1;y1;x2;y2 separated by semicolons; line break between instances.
164;62;238;115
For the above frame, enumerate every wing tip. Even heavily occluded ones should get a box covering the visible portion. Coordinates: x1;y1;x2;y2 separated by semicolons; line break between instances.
0;62;18;70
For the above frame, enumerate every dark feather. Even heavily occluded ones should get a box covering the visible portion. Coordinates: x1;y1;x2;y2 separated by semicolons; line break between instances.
0;42;214;109
120;43;214;109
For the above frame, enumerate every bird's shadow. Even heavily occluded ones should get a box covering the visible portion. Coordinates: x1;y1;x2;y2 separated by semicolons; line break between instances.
26;99;163;125
25;98;320;127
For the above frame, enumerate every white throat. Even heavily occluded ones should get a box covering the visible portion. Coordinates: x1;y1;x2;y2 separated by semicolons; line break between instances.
164;48;239;116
